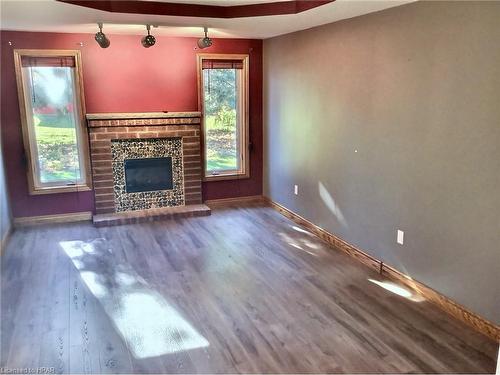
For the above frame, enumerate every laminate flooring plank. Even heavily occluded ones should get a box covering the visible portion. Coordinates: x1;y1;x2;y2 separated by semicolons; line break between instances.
38;226;71;374
4;227;49;370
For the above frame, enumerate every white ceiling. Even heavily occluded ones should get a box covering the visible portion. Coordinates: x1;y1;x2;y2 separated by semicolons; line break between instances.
0;0;414;39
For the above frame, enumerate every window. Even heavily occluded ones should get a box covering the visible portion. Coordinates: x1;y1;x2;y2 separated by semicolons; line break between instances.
197;54;249;180
14;50;91;195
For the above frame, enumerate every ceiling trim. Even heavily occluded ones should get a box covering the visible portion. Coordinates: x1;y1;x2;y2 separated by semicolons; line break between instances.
56;0;335;19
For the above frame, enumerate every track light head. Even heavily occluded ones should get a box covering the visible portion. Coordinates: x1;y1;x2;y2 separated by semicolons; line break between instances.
95;23;110;48
197;27;212;49
141;24;156;48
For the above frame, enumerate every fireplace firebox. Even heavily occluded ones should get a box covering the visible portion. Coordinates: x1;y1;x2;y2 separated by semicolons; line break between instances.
124;157;173;193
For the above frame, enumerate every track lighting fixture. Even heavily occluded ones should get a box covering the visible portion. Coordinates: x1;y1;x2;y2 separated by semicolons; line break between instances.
141;25;156;48
95;23;110;48
197;27;212;49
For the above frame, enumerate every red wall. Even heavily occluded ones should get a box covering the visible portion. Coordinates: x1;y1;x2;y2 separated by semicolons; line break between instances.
0;31;262;218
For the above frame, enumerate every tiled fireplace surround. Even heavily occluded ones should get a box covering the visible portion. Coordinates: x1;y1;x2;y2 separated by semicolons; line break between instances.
87;112;210;225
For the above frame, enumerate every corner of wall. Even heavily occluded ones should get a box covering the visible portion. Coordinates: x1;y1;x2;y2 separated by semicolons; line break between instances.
0;127;13;252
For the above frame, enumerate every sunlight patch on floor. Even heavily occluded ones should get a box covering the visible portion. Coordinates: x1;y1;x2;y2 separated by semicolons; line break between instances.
289;242;318;256
301;238;320;250
80;270;108;298
368;278;425;302
291;225;314;236
279;232;319;257
114;292;209;358
60;239;209;359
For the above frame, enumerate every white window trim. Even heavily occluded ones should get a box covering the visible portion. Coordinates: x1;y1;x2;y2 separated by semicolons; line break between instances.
197;53;250;182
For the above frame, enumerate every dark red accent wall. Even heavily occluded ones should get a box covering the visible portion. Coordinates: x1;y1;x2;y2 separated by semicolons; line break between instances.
0;31;263;218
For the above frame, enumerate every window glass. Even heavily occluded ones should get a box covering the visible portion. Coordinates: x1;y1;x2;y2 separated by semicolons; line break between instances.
203;68;240;174
24;65;83;184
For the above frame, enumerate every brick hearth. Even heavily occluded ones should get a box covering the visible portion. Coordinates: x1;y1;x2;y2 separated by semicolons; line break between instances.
86;112;203;215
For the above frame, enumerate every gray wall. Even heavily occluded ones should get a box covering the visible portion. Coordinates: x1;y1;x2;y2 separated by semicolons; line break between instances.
263;1;500;324
0;129;12;248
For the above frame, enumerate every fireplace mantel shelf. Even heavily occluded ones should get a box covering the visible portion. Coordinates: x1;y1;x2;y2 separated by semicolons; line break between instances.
86;111;201;120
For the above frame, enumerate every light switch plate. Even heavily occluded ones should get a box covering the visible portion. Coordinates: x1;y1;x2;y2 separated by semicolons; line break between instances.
397;230;404;245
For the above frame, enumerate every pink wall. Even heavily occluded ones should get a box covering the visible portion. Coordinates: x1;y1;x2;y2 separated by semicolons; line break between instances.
0;31;262;217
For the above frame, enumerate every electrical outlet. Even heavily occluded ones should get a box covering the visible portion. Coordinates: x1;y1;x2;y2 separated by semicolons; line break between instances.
294;185;299;195
397;230;404;245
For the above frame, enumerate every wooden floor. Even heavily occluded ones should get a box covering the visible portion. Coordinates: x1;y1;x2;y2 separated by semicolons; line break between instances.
1;201;497;373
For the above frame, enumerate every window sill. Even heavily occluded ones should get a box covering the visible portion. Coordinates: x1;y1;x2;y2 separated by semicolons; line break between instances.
29;184;92;195
203;173;250;182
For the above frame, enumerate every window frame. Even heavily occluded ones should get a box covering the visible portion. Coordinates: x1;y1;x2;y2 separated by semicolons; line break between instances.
13;49;92;195
197;53;250;181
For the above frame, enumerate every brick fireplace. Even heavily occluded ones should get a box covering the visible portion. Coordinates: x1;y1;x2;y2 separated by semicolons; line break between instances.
86;112;210;226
